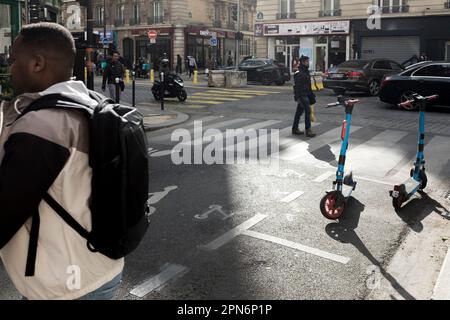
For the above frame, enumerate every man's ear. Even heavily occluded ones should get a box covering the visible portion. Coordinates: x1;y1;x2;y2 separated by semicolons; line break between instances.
31;54;46;73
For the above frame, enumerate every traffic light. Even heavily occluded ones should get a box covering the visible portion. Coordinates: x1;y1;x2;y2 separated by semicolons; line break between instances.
231;4;237;21
236;32;243;41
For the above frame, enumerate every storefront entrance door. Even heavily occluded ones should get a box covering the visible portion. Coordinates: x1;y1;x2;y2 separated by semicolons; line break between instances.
315;45;327;72
446;41;450;61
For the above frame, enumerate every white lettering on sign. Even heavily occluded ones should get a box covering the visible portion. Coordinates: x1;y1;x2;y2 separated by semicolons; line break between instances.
66;5;81;30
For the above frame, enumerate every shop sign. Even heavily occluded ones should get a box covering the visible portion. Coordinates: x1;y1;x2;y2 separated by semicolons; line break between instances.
254;24;264;37
263;20;350;36
200;30;210;36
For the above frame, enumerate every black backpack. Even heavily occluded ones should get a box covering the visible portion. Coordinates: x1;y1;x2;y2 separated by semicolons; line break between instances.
19;91;150;276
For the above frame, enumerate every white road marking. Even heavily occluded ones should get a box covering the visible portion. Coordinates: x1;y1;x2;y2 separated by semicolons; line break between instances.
129;263;189;298
354;175;393;186
314;171;335;183
194;205;235;220
202;214;267;250
280;191;304;203
241;230;350;264
432;246;450;300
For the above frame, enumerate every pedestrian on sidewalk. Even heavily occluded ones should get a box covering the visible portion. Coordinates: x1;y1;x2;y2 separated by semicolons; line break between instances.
292;55;316;137
0;22;123;300
176;54;182;74
102;51;125;101
185;55;190;76
188;56;197;79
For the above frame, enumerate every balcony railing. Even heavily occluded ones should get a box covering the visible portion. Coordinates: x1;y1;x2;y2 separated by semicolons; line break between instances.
148;16;164;24
276;12;296;19
445;1;450;8
227;22;235;29
129;17;140;25
114;19;124;27
94;20;104;28
381;5;409;13
319;9;342;17
213;20;222;28
241;23;250;31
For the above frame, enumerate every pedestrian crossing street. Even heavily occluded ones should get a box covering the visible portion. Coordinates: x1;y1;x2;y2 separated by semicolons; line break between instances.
185;87;282;109
148;115;450;189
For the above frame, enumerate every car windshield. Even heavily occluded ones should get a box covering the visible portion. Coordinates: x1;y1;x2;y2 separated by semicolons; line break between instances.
338;60;369;68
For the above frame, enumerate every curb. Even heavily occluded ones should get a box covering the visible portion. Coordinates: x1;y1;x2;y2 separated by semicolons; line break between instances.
138;106;190;132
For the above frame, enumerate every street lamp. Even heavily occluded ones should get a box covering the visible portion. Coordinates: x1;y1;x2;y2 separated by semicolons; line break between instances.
80;0;94;90
103;0;107;58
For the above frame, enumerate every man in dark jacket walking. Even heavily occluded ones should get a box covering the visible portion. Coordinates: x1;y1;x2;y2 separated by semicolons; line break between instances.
101;51;125;101
292;55;316;137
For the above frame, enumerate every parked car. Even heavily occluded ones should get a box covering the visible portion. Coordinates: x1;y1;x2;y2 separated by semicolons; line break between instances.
379;61;450;110
323;59;404;96
235;58;290;85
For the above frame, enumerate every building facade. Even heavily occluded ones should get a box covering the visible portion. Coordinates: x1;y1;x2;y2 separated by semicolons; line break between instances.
60;0;256;69
255;0;450;73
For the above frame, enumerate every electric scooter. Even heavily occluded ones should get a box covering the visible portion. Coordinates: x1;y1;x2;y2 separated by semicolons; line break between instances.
389;93;439;210
320;95;359;220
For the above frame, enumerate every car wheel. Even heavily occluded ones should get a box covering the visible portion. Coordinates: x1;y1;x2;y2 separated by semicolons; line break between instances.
399;91;417;111
261;73;272;85
333;89;345;95
368;80;380;96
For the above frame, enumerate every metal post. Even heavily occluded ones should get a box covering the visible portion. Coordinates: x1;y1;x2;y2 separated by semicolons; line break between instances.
115;77;120;103
160;72;164;111
132;71;136;108
86;0;94;90
103;0;107;58
235;0;240;70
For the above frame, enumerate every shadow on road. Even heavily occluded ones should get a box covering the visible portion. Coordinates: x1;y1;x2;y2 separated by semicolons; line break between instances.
394;190;450;233
325;197;416;300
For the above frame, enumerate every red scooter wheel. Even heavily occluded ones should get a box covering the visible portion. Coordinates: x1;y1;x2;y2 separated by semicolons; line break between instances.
320;191;345;220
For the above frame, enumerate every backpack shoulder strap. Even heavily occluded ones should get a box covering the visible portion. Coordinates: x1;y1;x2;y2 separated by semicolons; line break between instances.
18;93;92;121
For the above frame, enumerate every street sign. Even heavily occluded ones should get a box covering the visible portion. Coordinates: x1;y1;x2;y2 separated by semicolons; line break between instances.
210;37;217;47
147;30;158;40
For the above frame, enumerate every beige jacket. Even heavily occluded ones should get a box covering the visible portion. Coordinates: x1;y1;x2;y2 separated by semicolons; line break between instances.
0;81;124;300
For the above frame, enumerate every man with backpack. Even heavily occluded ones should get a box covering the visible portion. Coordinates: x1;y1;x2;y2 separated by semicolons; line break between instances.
102;51;125;101
0;22;149;300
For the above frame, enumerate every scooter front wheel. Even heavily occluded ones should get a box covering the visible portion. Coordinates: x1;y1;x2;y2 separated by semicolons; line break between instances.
178;89;187;102
320;191;345;220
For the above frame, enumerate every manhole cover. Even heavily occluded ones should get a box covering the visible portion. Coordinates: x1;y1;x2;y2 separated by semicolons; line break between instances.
143;114;176;125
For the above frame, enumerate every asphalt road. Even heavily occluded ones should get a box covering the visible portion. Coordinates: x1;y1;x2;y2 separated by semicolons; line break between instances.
1;79;449;300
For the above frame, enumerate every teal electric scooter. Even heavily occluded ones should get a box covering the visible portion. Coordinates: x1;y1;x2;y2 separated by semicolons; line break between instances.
389;93;439;209
320;95;359;220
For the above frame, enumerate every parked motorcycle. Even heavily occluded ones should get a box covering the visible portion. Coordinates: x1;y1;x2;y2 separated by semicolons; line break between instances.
152;73;187;102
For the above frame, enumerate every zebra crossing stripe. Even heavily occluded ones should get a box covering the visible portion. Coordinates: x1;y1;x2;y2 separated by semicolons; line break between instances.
188;100;223;105
210;88;280;94
185;119;282;146
150;117;249;142
192;92;255;99
190;95;240;101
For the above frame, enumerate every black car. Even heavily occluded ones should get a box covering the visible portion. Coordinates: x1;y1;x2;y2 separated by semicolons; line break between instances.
237;58;290;85
323;59;404;96
379;61;450;110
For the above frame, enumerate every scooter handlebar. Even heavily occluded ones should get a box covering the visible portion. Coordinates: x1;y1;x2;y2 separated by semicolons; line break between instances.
325;97;359;108
398;94;439;108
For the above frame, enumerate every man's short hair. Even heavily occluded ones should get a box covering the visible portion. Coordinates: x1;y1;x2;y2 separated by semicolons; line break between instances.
299;55;309;62
18;22;76;68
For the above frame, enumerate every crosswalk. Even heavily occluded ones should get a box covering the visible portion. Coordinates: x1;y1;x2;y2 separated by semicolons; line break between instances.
185;87;281;109
148;116;450;189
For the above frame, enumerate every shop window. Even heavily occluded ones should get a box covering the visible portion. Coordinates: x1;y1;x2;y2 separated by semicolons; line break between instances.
377;0;409;13
0;4;12;100
320;0;341;16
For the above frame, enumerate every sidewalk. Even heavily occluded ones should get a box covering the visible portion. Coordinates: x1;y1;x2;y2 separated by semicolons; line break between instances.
134;101;190;132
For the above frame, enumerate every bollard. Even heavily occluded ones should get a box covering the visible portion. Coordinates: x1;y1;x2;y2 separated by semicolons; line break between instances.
193;69;198;84
115;77;120;103
132;71;136;108
84;67;87;84
160;72;164;111
150;69;154;82
125;69;130;85
310;105;316;122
